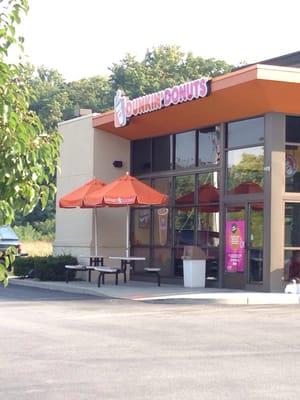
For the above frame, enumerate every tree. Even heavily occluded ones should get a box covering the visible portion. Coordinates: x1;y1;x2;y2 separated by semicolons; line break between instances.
64;75;112;119
29;66;70;132
109;45;233;98
0;0;61;285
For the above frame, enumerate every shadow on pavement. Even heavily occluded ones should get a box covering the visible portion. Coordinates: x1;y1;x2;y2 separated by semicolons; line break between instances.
0;284;109;302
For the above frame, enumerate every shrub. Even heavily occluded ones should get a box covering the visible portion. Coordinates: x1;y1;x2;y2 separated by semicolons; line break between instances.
14;255;78;281
34;255;78;281
13;219;55;242
33;219;55;241
14;224;40;241
13;256;35;277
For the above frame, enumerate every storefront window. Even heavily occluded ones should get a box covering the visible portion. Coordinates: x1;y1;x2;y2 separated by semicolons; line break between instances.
198;172;219;205
130;208;151;246
131;247;149;272
175;131;196;170
153;136;173;172
175;175;195;205
153;208;171;246
174;207;195;246
152;177;171;204
227;117;264;148
286;145;300;192
206;247;219;281
285;117;300;192
285;203;300;247
227;146;264;193
153;247;172;276
198;127;220;165
197;211;220;247
286;116;300;143
132;139;151;175
284;250;300;281
197;210;219;281
249;203;264;284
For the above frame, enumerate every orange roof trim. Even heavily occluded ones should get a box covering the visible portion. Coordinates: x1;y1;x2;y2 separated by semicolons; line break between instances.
93;64;300;140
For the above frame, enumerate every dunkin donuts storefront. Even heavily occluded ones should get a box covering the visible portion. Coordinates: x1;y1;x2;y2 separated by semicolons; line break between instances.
55;51;300;292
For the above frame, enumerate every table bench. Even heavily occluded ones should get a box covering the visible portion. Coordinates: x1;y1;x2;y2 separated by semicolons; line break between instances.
65;265;95;283
109;256;146;283
144;268;161;286
94;266;121;287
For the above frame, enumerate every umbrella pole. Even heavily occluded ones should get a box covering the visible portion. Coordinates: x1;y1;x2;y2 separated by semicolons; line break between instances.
126;205;130;257
94;208;98;257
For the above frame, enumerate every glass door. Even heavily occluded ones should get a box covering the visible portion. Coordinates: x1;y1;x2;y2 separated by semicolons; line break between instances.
248;203;264;284
225;203;264;287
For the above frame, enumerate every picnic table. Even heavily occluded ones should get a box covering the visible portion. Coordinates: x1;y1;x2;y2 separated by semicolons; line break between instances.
65;265;95;283
109;256;146;283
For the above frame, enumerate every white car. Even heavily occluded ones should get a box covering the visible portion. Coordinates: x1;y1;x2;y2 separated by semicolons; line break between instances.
0;225;22;255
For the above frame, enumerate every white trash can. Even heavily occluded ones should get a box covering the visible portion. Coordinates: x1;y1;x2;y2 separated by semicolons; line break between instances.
182;246;207;288
183;259;206;288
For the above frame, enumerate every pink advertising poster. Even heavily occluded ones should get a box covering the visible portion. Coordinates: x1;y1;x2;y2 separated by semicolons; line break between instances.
225;220;245;272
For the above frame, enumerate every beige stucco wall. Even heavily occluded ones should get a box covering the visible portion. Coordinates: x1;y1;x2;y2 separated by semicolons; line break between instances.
54;114;130;281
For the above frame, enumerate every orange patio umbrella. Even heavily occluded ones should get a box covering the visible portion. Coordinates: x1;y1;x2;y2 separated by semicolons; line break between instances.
84;173;168;256
59;178;106;256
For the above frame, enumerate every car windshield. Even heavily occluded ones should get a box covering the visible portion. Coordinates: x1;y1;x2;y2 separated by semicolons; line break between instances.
0;226;19;240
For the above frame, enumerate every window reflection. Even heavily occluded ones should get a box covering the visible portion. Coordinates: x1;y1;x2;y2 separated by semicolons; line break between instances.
227;117;264;148
152;177;171;204
198;172;219;208
227;146;264;193
198;127;220;165
175;131;196;170
153;248;172;276
132;139;151;175
131;208;150;246
206;247;219;281
249;249;263;283
284;250;300;281
131;247;149;272
197;212;220;247
175;175;195;205
285;145;300;192
153;136;173;172
285;203;300;247
286;116;300;143
174;207;195;246
249;203;264;284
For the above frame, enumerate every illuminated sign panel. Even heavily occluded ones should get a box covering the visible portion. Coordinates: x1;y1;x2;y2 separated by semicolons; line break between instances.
114;78;209;128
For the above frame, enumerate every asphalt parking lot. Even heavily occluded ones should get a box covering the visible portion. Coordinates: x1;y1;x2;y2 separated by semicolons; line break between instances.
1;285;300;400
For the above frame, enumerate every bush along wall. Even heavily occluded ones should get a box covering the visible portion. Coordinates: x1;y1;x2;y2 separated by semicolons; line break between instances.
14;255;78;281
13;257;35;277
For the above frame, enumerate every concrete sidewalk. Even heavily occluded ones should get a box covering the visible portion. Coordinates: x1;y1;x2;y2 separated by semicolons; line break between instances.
9;277;300;305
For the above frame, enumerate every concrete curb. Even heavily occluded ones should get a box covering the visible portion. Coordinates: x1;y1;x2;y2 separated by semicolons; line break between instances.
9;278;110;299
8;278;300;305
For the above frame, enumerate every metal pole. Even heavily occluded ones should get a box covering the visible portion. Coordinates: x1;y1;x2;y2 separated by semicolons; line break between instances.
126;205;130;257
94;208;98;256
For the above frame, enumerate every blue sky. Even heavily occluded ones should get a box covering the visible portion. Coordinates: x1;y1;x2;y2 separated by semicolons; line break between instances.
19;0;300;81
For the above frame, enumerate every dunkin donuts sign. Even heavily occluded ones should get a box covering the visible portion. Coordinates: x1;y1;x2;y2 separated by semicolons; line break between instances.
114;78;209;128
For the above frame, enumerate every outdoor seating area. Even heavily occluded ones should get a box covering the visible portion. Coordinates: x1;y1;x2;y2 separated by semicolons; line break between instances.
59;173;167;289
65;255;161;287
